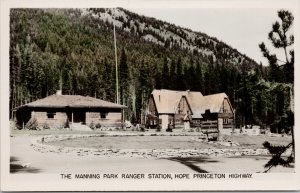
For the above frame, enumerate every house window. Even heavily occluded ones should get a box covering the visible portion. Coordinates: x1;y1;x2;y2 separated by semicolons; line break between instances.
153;119;156;125
223;118;228;124
100;112;106;119
47;112;56;119
150;120;153;125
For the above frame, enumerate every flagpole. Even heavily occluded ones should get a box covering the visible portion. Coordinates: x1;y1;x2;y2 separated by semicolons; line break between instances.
114;23;119;104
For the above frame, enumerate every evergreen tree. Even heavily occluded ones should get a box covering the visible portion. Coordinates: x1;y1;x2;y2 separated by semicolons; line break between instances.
169;59;176;89
259;9;294;83
161;57;169;89
154;62;162;89
195;60;203;92
258;9;295;171
119;48;129;105
175;57;184;90
188;60;197;91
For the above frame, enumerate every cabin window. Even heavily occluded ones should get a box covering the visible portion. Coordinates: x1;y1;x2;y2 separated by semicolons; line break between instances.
223;118;229;124
178;106;182;114
150;120;153;125
100;112;106;119
47;112;56;119
153;119;156;125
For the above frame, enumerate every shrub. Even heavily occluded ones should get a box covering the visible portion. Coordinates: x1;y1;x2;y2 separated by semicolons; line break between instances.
166;128;172;132
140;125;145;132
42;123;50;130
89;121;96;130
10;120;17;130
25;116;38;130
156;126;161;132
95;123;101;129
187;128;194;132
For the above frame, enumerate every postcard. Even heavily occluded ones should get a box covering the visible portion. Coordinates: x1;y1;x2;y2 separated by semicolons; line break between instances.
1;0;300;191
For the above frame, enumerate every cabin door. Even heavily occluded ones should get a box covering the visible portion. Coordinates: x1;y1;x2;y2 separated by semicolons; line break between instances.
73;111;86;124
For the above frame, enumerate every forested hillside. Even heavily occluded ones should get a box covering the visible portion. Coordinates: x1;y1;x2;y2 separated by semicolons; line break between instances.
9;8;293;132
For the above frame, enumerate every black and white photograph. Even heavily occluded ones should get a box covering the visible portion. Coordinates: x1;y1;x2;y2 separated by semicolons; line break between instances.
1;0;300;191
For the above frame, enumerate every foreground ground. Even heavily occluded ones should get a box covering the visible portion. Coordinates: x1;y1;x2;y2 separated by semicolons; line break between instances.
10;130;294;174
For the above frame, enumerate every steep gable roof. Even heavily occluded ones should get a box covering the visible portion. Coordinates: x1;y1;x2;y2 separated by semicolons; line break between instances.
151;89;231;119
15;95;126;109
151;89;200;114
151;89;185;114
191;93;229;119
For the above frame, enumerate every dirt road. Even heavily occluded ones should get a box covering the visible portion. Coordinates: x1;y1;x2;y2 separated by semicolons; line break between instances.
10;135;293;174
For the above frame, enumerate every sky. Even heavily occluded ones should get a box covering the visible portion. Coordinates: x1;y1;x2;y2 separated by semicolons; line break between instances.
130;8;292;65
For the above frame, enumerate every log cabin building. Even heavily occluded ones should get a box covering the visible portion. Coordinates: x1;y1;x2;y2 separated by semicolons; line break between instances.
14;92;126;129
145;89;234;132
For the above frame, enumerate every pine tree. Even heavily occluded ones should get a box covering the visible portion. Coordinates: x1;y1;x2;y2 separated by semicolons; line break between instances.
169;59;176;89
195;60;203;92
175;57;184;90
119;48;129;105
259;10;294;83
154;62;161;89
161;57;169;89
258;10;295;171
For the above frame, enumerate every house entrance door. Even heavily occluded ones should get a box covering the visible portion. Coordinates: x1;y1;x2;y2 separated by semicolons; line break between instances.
73;111;86;124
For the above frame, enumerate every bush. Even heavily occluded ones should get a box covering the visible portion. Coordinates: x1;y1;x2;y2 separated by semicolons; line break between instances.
187;128;195;132
25;116;38;130
42;123;50;130
140;125;145;132
156;126;161;132
166;128;172;132
89;121;96;130
10;120;17;130
95;123;101;129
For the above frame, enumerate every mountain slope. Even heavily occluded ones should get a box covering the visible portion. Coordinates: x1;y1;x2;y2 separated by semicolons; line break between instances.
84;8;257;70
10;8;263;123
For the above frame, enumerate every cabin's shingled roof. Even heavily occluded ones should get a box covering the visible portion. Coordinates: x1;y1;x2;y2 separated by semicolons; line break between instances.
15;95;126;109
151;89;231;118
151;90;187;114
191;93;229;118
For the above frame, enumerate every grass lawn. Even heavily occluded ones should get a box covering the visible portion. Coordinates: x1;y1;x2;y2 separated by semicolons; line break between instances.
45;134;292;150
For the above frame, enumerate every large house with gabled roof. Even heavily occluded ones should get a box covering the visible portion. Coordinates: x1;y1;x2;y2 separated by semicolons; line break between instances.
145;89;234;131
14;92;126;129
